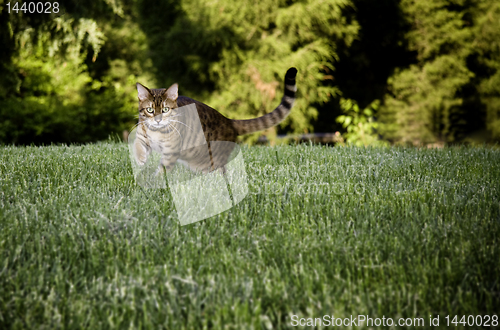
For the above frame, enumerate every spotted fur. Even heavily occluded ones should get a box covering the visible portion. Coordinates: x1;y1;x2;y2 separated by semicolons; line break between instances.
133;67;297;173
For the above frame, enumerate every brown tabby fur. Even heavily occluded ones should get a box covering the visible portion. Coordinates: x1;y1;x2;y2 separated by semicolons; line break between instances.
133;68;297;173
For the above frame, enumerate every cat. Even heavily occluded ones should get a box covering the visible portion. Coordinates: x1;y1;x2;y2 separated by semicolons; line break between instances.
132;67;297;174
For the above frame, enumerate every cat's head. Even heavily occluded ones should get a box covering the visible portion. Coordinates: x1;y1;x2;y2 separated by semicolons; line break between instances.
136;83;178;130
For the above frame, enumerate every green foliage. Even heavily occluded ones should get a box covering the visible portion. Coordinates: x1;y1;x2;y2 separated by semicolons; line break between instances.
322;0;411;134
0;0;153;144
336;98;387;146
474;1;500;140
2;0;500;144
379;0;500;144
139;0;360;142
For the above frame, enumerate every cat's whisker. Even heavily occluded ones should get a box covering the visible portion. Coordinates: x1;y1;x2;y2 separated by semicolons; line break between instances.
169;120;194;131
168;123;183;141
128;124;140;131
128;122;144;131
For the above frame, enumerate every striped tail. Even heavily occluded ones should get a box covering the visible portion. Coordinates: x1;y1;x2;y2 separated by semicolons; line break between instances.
232;67;297;135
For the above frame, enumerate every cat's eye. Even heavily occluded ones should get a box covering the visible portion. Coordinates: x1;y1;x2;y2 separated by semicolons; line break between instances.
146;107;154;113
162;107;170;113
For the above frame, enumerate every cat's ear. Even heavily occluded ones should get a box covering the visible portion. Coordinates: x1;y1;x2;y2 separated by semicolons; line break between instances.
136;83;151;101
165;83;178;100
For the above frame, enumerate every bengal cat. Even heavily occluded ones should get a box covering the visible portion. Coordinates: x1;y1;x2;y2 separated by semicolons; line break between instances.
132;67;297;174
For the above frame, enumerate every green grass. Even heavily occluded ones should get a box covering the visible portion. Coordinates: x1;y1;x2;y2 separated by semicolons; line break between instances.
0;143;499;329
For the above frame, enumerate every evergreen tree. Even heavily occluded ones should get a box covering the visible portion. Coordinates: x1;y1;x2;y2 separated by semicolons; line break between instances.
379;0;500;144
2;0;499;145
139;0;360;142
0;0;153;144
474;1;500;140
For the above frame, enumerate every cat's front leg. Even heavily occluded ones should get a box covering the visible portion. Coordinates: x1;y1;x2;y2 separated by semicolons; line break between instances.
133;135;151;166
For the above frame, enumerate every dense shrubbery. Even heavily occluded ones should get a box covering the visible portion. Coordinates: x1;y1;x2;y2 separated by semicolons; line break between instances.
0;0;499;145
380;0;500;144
0;0;154;144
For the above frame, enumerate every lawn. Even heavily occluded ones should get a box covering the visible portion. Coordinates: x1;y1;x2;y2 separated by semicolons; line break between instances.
0;143;499;329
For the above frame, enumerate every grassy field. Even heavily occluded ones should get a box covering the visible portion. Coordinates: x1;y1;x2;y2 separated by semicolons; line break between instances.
0;143;499;329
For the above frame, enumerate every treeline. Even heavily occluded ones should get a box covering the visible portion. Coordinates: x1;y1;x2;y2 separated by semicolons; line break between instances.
1;0;499;145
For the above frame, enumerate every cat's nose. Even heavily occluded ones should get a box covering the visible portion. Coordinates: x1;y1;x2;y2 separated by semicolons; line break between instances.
154;115;162;123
